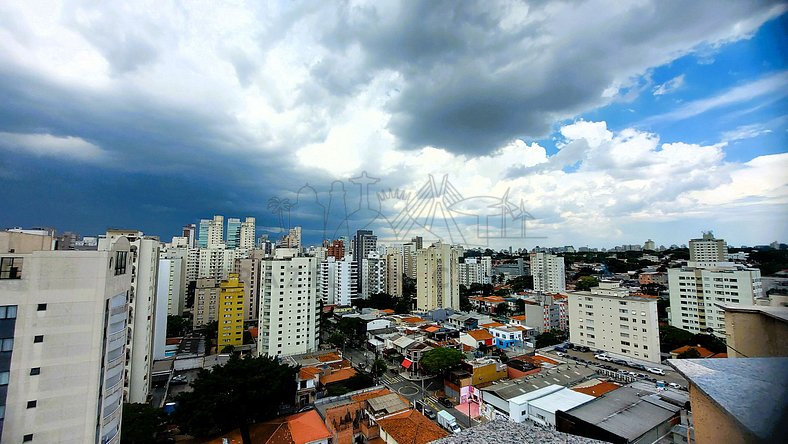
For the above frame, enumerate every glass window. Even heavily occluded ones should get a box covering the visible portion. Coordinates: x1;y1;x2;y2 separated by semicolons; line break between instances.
0;257;23;279
0;371;9;385
1;338;13;351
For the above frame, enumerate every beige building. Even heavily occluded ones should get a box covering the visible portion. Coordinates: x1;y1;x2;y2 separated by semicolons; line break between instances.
689;231;727;267
0;230;55;254
567;281;661;363
258;249;320;357
416;242;462;311
236;249;266;321
0;235;132;444
386;251;403;297
194;278;220;327
239;217;256;249
531;252;566;293
721;305;788;358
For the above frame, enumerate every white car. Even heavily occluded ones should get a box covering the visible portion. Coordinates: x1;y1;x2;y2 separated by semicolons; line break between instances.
594;354;611;362
668;382;683;389
647;367;665;376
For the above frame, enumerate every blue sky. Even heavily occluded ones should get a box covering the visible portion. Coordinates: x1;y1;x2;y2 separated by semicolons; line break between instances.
0;1;785;249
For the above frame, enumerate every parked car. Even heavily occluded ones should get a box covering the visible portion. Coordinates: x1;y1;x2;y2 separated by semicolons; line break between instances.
668;382;683;390
556;352;566;357
438;397;454;408
576;346;591;353
554;346;567;353
636;373;647;379
594;354;611;362
565;343;575;349
647;367;666;376
630;363;646;371
612;359;628;366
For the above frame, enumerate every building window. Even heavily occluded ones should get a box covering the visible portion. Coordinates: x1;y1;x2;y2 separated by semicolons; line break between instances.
114;251;128;275
1;338;13;352
0;257;23;279
0;371;9;385
0;306;16;319
27;400;37;408
34;335;44;343
37;304;47;311
23;434;33;442
30;368;40;376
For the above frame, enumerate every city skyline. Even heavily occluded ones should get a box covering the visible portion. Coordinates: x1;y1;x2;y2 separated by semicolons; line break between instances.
0;2;786;250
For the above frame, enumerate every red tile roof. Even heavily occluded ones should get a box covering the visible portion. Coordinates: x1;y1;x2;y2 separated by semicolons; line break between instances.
573;381;621;397
480;322;504;328
510;315;526;321
376;409;449;444
320;368;358;385
199;410;331;444
670;345;716;358
317;352;342;362
287;410;333;444
467;329;494;341
424;325;441;333
298;367;322;380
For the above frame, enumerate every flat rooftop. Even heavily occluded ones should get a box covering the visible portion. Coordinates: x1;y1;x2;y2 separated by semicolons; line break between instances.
670;357;788;442
566;290;656;303
718;304;788;324
481;364;597;400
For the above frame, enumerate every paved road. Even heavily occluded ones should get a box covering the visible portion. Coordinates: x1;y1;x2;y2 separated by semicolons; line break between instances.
542;349;689;388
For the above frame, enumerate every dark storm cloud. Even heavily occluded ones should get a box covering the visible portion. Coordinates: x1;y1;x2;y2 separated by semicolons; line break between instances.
315;0;784;155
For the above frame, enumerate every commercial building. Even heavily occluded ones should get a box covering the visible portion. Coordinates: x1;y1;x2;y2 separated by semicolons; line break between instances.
258;249;320;357
217;273;245;350
98;230;160;404
555;386;681;444
567;281;661;363
668;264;762;336
0;235;132;444
531;252;566;293
226;218;242;248
416;242;462;311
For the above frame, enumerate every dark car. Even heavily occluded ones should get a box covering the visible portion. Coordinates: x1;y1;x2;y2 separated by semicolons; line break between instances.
565;343;575;349
613;359;628;366
438;397;454;408
631;363;646;370
424;408;437;420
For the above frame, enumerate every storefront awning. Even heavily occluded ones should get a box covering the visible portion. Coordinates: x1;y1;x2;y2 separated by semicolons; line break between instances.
401;358;413;369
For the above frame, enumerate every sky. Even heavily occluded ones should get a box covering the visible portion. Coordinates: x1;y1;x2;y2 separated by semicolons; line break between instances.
0;1;786;250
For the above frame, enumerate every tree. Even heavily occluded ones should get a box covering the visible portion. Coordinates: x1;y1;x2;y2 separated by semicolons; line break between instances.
575;276;599;291
121;403;164;444
460;293;472;312
220;345;235;354
659;325;695;353
370;358;387;377
167;315;190;337
495;302;510;317
535;331;562;348
328;331;346;349
515;299;525;314
677;348;702;359
402;274;416;296
173;354;298;444
420;348;464;374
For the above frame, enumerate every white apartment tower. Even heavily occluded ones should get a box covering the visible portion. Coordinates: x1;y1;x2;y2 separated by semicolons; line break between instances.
361;252;387;298
258;249;320;357
319;256;357;306
668;265;762;336
239;217;256;249
531;252;566;293
0;235;132;443
99;230;160;404
416;242;462;310
567;281;661;363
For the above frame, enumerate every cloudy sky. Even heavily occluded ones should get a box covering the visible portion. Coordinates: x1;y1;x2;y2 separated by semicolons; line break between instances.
0;1;786;249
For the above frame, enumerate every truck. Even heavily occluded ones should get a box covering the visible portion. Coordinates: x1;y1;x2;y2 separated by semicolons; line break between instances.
436;410;461;434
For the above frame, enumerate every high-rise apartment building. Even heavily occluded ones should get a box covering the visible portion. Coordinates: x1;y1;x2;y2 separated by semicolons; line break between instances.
226;218;242;248
258;249;319;357
197;247;238;280
194;278;220;328
531;252;566;293
567;281;660;363
668;265;762;336
319;256;357;306
689;231;728;267
99;230;160;404
236;249;266;321
326;239;345;259
239;217;256;249
217;273;245;350
157;257;185;316
0;235;132;443
353;230;377;295
643;239;656;251
182;224;197;248
361;252;387;298
403;242;417;280
459;257;492;287
386;251;403;297
416;242;462;310
280;227;302;249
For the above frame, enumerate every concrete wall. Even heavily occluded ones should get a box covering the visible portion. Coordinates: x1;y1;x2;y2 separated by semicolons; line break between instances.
725;310;788;358
688;385;757;444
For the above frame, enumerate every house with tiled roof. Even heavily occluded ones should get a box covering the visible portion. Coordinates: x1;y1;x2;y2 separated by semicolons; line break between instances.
375;409;449;444
669;345;719;359
459;329;494;349
200;410;332;444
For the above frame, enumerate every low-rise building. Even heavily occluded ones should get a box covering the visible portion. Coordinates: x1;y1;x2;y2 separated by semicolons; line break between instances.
459;329;494;349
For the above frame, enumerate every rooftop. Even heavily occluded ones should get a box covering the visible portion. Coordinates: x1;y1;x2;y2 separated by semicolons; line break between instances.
560;386;681;442
572;381;621;397
670;357;788;442
466;329;494;341
320;368;357;385
376;409;448;444
367;392;410;416
719;304;788;324
481;364;597;400
430;418;603;444
669;345;717;358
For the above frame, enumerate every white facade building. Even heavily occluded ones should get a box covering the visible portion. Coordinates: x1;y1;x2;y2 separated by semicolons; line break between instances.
385;251;403;297
99;230;160;404
688;231;728;267
531;252;566;293
258;249;320;357
239;217;256;249
361;252;387;299
416;242;462;310
567;281;661;363
0;236;132;444
668;265;762;336
319;256;357;306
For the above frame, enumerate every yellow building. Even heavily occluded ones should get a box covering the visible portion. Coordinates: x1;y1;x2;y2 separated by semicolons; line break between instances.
217;273;245;350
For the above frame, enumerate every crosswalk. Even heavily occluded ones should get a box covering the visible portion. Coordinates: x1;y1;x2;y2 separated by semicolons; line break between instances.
381;373;405;385
421;395;441;410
